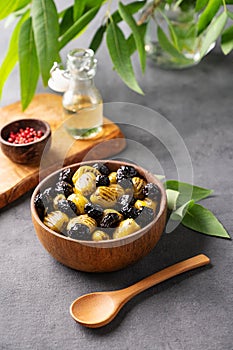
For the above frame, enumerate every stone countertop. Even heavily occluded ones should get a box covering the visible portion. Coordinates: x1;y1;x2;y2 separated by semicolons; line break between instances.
0;8;232;350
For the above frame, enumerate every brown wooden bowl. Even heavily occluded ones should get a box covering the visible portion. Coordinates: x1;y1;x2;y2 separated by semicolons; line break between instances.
0;118;51;165
31;160;167;272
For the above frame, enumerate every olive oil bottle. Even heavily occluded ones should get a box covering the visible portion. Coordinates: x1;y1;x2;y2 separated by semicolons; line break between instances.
62;49;103;139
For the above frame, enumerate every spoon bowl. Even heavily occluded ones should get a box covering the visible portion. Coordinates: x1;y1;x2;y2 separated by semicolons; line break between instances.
70;293;117;327
70;254;210;328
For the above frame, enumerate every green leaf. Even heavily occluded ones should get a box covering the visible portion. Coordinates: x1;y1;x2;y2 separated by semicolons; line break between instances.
170;200;195;221
118;2;146;73
125;23;147;56
18;17;39;110
0;11;29;98
89;25;106;52
168;23;179;50
195;0;208;12
165;180;213;206
59;6;100;50
166;189;180;211
197;0;222;35
59;6;74;36
31;0;60;86
73;0;85;21
106;21;143;95
126;33;138;56
158;9;179;50
15;0;31;12
0;0;27;20
200;11;228;58
182;203;231;239
112;1;146;24
221;25;233;55
85;0;105;10
157;26;193;63
89;1;146;54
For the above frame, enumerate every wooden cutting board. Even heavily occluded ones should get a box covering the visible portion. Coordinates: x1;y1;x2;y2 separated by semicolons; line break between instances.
0;93;126;209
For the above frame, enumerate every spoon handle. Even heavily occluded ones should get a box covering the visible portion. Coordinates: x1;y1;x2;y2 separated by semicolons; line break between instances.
118;254;210;302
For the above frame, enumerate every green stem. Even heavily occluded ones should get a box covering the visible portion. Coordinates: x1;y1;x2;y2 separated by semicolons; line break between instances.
222;0;227;12
138;0;163;25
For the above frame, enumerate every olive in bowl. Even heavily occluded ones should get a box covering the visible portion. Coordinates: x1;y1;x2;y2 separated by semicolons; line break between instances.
0;118;51;165
31;160;167;272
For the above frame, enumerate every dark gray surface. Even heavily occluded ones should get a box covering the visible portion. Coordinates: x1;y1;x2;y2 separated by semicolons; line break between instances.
0;8;233;350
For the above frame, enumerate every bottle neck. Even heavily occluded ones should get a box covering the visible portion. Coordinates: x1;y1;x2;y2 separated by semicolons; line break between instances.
69;76;94;90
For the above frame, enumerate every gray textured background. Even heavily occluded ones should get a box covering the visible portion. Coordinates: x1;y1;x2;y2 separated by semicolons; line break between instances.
0;2;233;350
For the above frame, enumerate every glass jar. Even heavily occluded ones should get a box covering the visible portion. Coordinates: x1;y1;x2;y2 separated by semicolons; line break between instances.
62;48;103;139
144;2;215;69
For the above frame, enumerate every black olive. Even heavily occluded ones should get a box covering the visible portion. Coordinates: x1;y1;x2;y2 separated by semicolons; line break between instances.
114;194;132;212
57;199;77;217
34;192;44;210
136;207;154;227
116;165;138;181
84;203;103;222
58;168;73;184
67;223;91;240
143;183;161;201
54;181;73;197
92;163;110;176
116;194;134;208
34;193;45;219
41;187;54;212
96;174;110;187
120;205;140;220
100;213;121;228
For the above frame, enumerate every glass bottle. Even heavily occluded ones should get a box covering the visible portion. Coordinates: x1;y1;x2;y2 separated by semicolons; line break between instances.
62;48;103;139
143;2;215;69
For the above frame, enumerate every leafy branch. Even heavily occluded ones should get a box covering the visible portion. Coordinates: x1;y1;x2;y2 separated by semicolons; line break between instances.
165;180;230;239
0;0;233;110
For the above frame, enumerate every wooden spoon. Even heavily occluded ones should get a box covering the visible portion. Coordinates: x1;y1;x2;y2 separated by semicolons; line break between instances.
70;254;210;328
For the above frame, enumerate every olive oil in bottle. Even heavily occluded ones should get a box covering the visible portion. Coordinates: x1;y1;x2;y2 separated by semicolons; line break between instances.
62;49;103;140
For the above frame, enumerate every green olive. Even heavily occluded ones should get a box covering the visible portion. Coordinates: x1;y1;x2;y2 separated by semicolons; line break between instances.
109;184;125;199
73;172;96;196
132;177;146;199
92;230;110;241
108;171;117;184
43;211;69;233
67;193;89;214
90;186;118;208
113;219;141;239
72;165;101;184
134;198;156;212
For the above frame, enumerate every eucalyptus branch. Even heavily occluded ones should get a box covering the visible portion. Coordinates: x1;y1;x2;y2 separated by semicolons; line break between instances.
106;0;113;22
137;0;163;25
0;0;232;110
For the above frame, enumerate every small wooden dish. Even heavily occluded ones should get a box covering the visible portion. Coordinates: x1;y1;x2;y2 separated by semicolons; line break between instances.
31;160;167;272
0;118;51;165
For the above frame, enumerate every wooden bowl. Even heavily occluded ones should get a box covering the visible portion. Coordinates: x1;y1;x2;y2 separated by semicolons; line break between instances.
31;160;167;272
0;119;51;165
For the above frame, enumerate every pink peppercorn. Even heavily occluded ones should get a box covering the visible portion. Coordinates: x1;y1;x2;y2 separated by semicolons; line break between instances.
7;127;44;144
